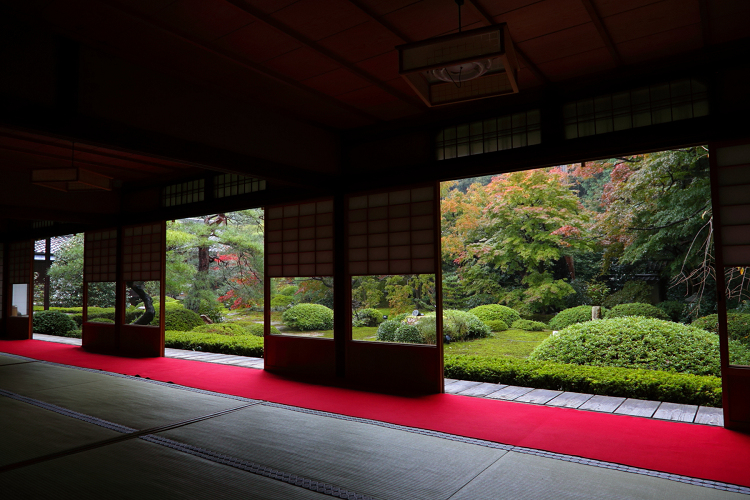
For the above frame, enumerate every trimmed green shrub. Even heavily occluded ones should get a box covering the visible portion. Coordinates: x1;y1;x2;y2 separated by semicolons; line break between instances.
444;355;722;407
485;319;509;332
530;317;721;376
394;324;423;343
440;310;491;341
548;305;605;330
193;323;248;336
158;308;204;331
91;318;115;324
244;323;280;336
605;302;669;321
50;307;84;314
270;296;292;310
165;331;263;358
282;303;334;331
692;312;750;346
33;310;77;335
415;316;437;344
730;340;750;365
393;312;409;322
279;285;297;296
468;304;521;327
353;308;384;327
656;300;685;322
376;320;400;342
603;280;653;308
511;319;547;331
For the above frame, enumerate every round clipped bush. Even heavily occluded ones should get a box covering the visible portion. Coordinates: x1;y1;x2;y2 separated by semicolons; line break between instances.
353;308;384;327
485;319;508;332
656;300;685;322
33;310;77;335
603;280;653;308
511;319;547;331
270;296;292;310
394;324;423;344
160;308;204;331
529;317;721;376
692;312;750;346
377;320;400;342
282;303;334;331
605;302;669;321
548;305;606;330
468;304;521;327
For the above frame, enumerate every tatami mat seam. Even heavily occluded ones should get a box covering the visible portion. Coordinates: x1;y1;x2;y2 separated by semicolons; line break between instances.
2;353;748;495
0;389;378;499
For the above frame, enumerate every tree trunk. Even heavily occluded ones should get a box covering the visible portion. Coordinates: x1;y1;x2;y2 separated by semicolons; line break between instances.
128;281;155;325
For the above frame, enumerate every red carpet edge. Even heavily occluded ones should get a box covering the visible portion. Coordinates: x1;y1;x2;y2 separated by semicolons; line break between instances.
2;340;749;488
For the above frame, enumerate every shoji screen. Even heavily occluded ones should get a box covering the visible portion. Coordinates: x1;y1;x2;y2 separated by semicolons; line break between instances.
264;199;336;378
347;185;436;276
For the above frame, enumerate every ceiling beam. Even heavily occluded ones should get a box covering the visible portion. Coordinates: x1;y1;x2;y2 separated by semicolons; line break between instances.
464;0;549;85
222;0;425;110
345;0;411;43
101;0;380;126
579;0;622;66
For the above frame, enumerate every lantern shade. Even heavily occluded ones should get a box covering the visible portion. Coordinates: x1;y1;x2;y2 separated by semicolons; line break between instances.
398;23;519;107
32;168;112;191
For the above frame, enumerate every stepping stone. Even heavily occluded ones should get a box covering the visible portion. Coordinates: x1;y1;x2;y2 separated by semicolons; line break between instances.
546;392;593;409
485;385;534;400
458;382;507;397
653;402;698;422
515;389;562;404
578;395;626;413
444;380;483;394
614;398;661;418
694;406;724;426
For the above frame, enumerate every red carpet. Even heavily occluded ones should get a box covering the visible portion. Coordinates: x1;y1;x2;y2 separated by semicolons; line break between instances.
3;340;750;488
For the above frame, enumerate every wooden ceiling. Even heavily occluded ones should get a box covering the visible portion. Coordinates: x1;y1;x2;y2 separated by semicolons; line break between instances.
14;0;749;129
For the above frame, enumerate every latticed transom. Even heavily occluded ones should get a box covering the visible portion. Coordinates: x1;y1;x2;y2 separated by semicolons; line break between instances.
347;186;436;275
266;199;334;277
84;229;118;282
9;241;32;284
122;223;164;282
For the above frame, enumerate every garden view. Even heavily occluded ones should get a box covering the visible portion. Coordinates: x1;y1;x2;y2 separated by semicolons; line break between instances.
31;147;750;407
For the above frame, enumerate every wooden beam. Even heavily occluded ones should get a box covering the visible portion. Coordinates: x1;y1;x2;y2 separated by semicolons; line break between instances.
222;0;425;110
580;0;622;66
465;0;549;84
345;0;410;43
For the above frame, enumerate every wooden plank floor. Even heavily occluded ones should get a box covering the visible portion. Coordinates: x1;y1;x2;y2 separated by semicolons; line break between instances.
33;334;723;427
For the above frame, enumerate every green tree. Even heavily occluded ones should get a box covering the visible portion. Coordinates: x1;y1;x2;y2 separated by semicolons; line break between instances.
46;234;116;308
442;168;595;312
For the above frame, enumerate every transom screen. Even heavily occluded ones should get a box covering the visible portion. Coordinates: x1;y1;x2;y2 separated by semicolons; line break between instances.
84;229;118;282
9;241;32;284
122;222;164;281
347;186;437;275
266;199;335;277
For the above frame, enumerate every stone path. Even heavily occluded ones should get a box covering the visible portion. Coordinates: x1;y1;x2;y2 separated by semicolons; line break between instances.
32;334;723;427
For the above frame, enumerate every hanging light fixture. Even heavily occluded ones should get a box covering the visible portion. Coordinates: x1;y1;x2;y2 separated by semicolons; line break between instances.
397;0;519;106
31;143;113;192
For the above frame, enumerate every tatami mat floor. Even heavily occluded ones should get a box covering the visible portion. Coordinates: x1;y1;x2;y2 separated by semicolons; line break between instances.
1;349;748;499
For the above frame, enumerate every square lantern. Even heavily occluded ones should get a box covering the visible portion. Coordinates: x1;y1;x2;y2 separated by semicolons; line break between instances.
397;23;519;107
31;168;112;191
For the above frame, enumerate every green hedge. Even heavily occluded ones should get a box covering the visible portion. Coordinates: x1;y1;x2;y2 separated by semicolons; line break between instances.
468;304;521;327
33;310;78;335
282;303;334;331
692;312;750;346
376;320;399;342
157;308;204;331
605;302;669;320
444;355;722;407
530;317;720;376
511;319;547;331
353;308;384;327
485;319;509;332
165;331;264;358
548;305;606;330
